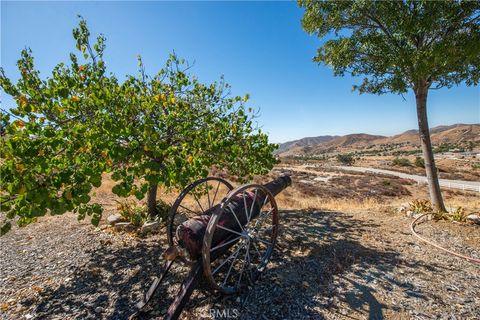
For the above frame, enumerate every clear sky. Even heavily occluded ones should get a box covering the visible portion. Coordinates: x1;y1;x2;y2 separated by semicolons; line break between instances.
1;1;479;143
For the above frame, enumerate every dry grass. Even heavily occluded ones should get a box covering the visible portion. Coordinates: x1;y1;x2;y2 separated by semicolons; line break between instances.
91;165;479;222
276;195;384;212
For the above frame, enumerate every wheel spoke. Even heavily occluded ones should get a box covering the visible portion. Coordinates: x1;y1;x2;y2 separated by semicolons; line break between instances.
249;189;258;223
236;250;247;288
211;181;221;206
255;208;273;229
206;181;211;209
193;193;205;214
252;241;263;260
262;194;269;207
178;204;198;215
210;235;242;252
217;224;244;237
243;191;249;225
222;245;243;286
213;243;244;275
226;206;245;232
245;242;253;283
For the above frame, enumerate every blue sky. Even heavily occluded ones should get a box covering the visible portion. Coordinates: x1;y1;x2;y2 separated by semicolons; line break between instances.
1;1;479;143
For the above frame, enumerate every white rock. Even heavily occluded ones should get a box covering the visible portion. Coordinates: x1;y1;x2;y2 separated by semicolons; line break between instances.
406;210;414;218
412;213;424;219
141;221;160;235
107;214;124;225
114;222;135;232
466;214;480;225
25;315;33;320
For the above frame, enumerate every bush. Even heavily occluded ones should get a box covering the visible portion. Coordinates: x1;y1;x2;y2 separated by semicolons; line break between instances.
155;199;171;223
392;157;411;167
448;207;468;222
336;153;355;166
414;156;425;168
115;200;148;227
408;199;433;213
433;206;468;222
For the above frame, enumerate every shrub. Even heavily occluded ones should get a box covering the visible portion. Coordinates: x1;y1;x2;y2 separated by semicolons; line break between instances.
432;206;468;222
155;199;171;223
115;200;148;227
336;153;355;166
414;156;425;168
408;199;433;213
392;157;411;167
448;207;467;222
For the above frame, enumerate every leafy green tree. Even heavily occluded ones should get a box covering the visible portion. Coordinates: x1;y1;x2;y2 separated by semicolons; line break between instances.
299;0;479;211
336;153;355;166
0;18;277;234
392;157;411;167
414;156;425;168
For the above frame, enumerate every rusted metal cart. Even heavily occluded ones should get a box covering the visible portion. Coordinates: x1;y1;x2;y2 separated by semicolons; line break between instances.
131;175;291;319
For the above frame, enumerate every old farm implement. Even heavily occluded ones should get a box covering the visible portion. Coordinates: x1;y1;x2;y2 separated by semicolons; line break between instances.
131;175;291;319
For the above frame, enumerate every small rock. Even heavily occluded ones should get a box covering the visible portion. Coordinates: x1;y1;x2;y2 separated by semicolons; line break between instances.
25;314;33;320
406;210;414;218
140;221;160;235
466;214;480;225
114;222;135;232
412;213;424;219
107;214;124;225
95;306;104;313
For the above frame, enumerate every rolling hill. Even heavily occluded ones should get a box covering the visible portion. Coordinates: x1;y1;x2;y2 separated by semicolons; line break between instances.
276;123;480;157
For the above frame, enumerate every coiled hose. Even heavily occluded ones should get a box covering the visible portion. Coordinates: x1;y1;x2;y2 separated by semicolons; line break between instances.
410;213;480;265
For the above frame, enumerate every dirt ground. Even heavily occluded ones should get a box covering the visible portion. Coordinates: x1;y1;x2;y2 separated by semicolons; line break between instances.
1;165;479;320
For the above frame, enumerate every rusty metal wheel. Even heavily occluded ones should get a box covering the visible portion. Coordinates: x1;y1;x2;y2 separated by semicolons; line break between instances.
202;184;279;294
167;177;234;246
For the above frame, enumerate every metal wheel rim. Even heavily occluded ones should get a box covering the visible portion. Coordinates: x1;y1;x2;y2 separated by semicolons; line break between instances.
202;184;279;294
167;177;234;246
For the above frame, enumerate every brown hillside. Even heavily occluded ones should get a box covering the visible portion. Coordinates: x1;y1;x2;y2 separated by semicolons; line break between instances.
277;123;480;156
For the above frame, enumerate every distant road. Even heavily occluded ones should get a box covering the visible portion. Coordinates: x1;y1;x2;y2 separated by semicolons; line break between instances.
333;166;480;192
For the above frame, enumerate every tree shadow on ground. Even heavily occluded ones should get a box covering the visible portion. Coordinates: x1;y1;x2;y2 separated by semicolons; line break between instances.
194;210;445;320
31;234;170;319
30;210;443;319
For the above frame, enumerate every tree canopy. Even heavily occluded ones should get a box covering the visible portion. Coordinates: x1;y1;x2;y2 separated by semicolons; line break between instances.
0;18;277;234
299;0;480;94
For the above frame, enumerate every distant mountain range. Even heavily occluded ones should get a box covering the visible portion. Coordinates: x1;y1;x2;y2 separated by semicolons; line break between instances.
275;123;480;157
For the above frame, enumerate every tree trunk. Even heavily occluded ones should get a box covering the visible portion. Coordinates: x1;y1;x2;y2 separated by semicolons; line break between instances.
415;86;446;212
147;183;158;217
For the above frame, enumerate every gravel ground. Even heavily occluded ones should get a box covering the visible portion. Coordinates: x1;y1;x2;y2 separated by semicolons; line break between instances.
1;209;479;320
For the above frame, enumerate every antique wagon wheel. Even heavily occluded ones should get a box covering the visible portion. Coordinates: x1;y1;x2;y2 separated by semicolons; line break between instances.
167;177;234;246
202;184;279;294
